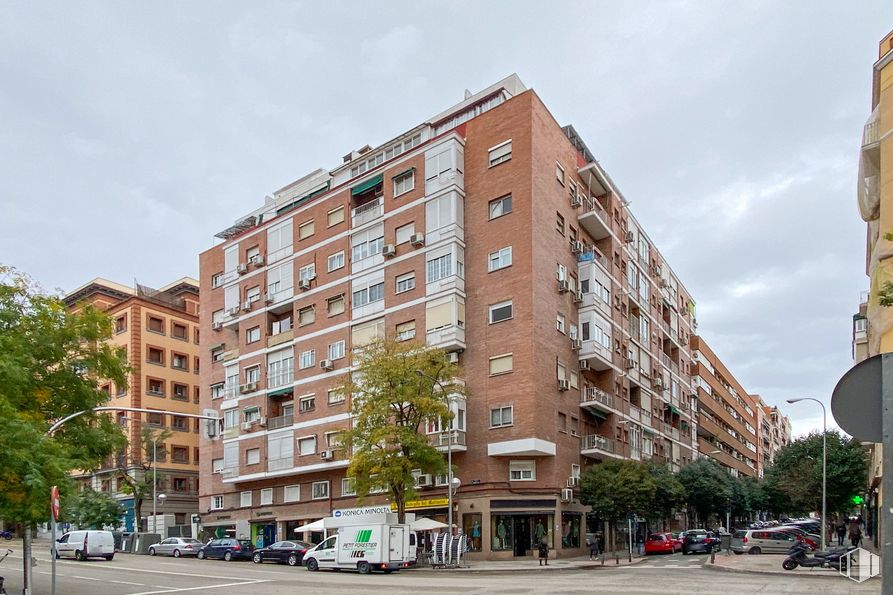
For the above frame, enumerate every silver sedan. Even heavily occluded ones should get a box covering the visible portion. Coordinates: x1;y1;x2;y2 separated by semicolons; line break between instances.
148;537;203;557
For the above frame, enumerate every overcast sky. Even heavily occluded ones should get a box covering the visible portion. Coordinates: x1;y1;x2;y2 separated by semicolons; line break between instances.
2;1;890;437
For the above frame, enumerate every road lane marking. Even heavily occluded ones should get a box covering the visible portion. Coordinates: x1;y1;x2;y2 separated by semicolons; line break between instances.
72;575;101;581
3;555;251;581
110;580;146;586
128;579;269;594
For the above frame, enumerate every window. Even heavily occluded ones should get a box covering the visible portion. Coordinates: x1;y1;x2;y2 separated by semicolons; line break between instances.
312;481;329;500
352;225;384;261
241;491;252;507
353;282;384;307
271;317;292;335
327;251;345;272
570;416;579;436
172;323;188;340
298;306;315;326
299;350;315;369
244;407;261;423
489;301;513;324
489;353;513;376
328;389;345;405
212;273;224;288
284;485;300;502
855;318;868;332
327;206;344;227
341;478;356;496
172;353;188;370
393;170;414;197
488;195;512;220
212;458;224;473
556;212;565;234
299;394;316;413
352;317;385;346
556;314;566;334
488;247;512;272
172;384;188;401
171;446;189;463
327;294;345;316
490;406;513;428
395;222;415;245
147;347;164;365
211;495;224;510
148;316;165;334
556;162;565;185
509;460;535;481
245;286;260;304
299;436;317;456
260;488;273;505
556;263;567;282
425;194;459;232
115;315;127;333
325;432;341;448
298;219;315;240
328;340;345;360
147;378;164;396
246;326;260;343
396;320;416;341
558;412;567;432
395;271;415;293
246;448;260;465
171;415;189;431
245;366;260;384
223;409;238;429
426;254;452;283
267;262;294;298
488;140;512;167
299;263;316;283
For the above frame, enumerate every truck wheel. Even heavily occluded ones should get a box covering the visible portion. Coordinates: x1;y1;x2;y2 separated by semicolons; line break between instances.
287;554;299;566
224;551;233;562
357;561;371;575
306;558;319;572
105;554;114;561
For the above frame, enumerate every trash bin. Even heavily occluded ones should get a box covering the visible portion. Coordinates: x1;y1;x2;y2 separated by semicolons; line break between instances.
721;535;732;552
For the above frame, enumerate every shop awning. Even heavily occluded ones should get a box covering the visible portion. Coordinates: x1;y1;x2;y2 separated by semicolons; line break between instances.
391;167;415;179
267;386;293;397
294;519;325;532
410;518;448;531
351;174;383;196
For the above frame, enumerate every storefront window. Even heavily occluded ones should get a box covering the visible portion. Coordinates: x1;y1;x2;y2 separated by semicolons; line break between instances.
491;515;514;551
561;512;581;548
464;513;482;552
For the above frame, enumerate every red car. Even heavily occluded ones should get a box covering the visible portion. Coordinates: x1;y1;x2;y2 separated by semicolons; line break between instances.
645;532;680;555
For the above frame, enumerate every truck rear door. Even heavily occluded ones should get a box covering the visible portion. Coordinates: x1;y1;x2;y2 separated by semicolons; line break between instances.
389;527;405;561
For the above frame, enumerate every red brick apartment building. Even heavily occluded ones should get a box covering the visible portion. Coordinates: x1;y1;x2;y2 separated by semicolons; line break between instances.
198;75;699;559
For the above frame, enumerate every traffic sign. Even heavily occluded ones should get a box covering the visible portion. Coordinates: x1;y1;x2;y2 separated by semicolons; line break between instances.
831;354;882;442
50;485;60;521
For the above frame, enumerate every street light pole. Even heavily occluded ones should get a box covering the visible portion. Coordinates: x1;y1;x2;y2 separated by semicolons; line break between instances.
416;370;457;534
152;437;157;534
787;398;827;552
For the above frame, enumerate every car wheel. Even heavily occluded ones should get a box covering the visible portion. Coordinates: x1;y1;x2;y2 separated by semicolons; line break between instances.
734;551;743;555
224;551;233;562
105;554;114;561
173;549;181;558
306;558;319;572
748;547;762;555
197;550;206;560
75;550;86;561
149;547;156;556
682;550;688;555
253;553;263;564
357;561;371;575
287;554;299;566
782;559;798;571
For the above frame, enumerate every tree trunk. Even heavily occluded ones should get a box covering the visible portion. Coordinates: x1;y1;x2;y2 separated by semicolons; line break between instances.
394;486;405;524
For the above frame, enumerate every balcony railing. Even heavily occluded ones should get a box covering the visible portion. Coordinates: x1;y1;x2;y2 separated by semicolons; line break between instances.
268;369;294;390
581;434;615;453
580;387;613;409
221;467;239;479
352;197;383;226
431;430;467;448
268;457;293;472
267;414;294;430
863;120;879;146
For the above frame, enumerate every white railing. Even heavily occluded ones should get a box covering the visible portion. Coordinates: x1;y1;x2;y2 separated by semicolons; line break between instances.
267;369;294;389
581;387;613;409
268;457;293;471
352;197;383;226
581;434;614;453
863;120;879;146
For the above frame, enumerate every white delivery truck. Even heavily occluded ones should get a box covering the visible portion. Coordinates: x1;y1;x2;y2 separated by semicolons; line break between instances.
303;512;417;574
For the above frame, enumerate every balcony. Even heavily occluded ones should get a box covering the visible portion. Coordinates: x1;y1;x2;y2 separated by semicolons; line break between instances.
221;467;239;479
266;414;294;430
426;325;466;352
580;386;615;415
352;196;383;227
268;457;293;472
863;120;879;147
629;405;641;422
222;348;240;363
579;340;613;371
581;434;618;459
431;429;467;453
577;199;612;241
267;370;294;390
267;329;294;348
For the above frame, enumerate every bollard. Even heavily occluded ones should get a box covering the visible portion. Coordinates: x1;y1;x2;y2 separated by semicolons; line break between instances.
710;549;715;564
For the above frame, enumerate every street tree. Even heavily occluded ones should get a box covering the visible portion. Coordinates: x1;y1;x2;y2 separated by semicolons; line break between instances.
64;488;125;529
0;266;127;525
116;427;172;530
644;462;685;529
338;337;463;523
580;460;656;523
763;430;868;516
677;458;733;526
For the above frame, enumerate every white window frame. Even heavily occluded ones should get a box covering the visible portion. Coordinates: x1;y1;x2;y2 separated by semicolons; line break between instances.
260;488;273;506
212;458;224;474
327;251;345;272
488;246;512;272
341;477;356;497
240;491;252;508
509;460;535;481
284;484;300;502
312;481;329;500
299;394;315;413
327;206;345;227
393;170;415;197
556;314;566;334
298;219;315;240
328;340;345;361
488;139;512;167
489;353;513;376
488;194;512;220
490;405;513;428
245;448;260;465
298;435;317;456
488;300;513;324
395;271;416;294
352;282;384;308
395;222;415;245
299;349;315;370
426;254;452;283
211;495;224;510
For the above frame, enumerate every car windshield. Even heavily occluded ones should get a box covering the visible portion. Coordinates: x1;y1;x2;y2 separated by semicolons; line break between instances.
733;531;748;538
647;534;664;541
295;541;313;548
686;530;707;536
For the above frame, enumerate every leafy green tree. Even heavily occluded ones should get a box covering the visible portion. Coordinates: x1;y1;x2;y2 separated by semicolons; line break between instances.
64;488;125;529
116;427;171;530
0;266;127;524
338;338;462;523
677;458;733;526
580;460;656;523
644;462;685;529
763;431;868;516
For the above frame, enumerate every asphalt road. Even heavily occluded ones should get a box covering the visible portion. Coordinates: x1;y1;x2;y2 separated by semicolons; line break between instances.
0;548;880;594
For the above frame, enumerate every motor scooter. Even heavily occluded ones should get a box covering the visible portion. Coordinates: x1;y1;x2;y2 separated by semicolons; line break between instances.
782;541;849;571
0;548;12;594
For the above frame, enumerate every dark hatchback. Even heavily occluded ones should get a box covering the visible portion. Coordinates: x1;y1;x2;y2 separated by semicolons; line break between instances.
197;538;255;561
252;540;314;566
681;530;719;555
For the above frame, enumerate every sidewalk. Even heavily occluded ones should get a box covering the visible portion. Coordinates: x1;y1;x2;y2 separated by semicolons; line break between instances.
705;552;855;579
413;552;645;573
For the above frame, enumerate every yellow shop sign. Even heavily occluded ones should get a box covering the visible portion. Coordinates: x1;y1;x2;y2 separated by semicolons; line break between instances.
391;498;449;511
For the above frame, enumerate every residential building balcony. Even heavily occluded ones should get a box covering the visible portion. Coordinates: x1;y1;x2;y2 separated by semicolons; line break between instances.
580;434;620;460
267;329;294;348
267;369;294;391
221;467;239;479
577;197;612;241
579;339;613;371
863;119;879;148
431;429;467;453
426;324;466;352
579;386;615;415
266;414;294;431
352;196;383;227
268;456;293;472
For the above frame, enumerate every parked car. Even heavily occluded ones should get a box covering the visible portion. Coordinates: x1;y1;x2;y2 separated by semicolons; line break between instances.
149;537;203;558
776;526;820;549
668;532;684;550
252;540;314;566
731;528;798;554
197;538;254;561
55;530;115;561
681;529;719;555
644;533;679;555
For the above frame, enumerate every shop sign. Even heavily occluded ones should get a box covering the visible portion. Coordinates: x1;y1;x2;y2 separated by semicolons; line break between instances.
394;498;449;511
333;505;392;518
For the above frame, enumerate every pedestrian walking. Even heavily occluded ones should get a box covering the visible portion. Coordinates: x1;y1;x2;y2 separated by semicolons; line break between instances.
587;537;599;560
849;522;863;548
538;539;549;566
836;520;847;547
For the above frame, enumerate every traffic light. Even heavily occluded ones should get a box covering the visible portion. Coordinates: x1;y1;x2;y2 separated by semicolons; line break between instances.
851;494;865;505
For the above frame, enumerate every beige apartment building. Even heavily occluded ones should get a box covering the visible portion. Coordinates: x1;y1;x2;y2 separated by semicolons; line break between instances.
855;27;893;549
65;278;202;533
690;336;759;477
197;75;700;559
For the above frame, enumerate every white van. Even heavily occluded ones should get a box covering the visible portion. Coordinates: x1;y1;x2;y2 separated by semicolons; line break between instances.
55;530;115;561
303;512;416;574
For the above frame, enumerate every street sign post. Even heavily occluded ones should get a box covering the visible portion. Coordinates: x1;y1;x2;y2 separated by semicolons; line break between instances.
831;353;889;592
50;485;59;595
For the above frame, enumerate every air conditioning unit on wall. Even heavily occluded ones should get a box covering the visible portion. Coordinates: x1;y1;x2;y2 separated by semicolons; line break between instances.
560;488;573;502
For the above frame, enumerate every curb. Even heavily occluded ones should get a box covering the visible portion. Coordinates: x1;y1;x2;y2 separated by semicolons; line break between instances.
703;561;847;579
410;557;648;574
